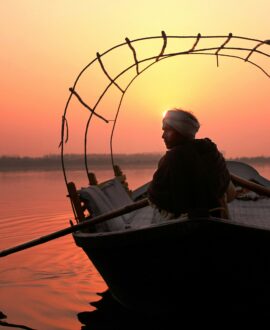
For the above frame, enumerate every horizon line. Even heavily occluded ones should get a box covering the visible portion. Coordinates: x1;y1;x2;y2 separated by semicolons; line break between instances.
1;153;270;159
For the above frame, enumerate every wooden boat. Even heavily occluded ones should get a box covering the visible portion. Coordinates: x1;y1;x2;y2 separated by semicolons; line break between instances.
59;33;270;313
70;160;270;313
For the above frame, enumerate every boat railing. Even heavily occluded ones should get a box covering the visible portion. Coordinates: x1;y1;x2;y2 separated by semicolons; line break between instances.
67;165;134;226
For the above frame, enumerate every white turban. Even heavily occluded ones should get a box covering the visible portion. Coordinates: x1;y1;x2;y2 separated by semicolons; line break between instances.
163;109;200;139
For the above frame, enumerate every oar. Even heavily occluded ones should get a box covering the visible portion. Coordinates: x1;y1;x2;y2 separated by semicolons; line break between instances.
0;198;149;258
1;174;270;258
230;173;270;197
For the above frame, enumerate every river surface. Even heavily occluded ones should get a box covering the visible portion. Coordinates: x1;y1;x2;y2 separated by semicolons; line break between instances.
0;167;155;330
0;164;270;330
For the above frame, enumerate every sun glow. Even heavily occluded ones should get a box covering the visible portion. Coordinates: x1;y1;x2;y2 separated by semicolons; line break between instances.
1;1;269;157
162;111;168;118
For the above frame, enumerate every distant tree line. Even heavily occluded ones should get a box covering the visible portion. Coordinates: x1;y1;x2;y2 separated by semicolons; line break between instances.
0;154;163;171
231;156;270;165
0;154;269;172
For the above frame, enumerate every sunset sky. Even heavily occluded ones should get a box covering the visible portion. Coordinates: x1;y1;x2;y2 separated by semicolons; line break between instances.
1;0;269;158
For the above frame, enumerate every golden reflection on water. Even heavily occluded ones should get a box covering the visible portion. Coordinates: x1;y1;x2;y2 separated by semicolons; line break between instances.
0;168;155;330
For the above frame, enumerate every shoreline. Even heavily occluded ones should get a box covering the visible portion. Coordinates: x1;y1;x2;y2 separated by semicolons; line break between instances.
0;154;270;172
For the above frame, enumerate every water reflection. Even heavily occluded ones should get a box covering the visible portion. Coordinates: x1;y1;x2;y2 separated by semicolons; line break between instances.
0;311;36;330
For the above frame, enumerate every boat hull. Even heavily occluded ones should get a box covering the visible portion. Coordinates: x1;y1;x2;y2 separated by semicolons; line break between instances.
73;218;270;312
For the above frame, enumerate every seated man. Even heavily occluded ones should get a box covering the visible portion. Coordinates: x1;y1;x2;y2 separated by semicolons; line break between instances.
148;108;236;219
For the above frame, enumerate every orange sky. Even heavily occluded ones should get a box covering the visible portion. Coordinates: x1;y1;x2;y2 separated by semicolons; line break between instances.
1;0;269;158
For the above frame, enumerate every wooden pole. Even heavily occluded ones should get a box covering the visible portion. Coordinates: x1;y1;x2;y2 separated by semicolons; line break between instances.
1;173;269;258
231;173;270;197
0;198;149;258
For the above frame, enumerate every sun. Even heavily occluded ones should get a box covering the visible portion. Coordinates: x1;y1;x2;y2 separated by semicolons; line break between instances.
162;110;167;118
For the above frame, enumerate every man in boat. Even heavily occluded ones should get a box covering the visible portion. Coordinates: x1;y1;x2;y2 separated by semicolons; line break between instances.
148;108;236;219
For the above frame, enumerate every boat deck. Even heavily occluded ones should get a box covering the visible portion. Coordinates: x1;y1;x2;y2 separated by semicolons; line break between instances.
229;196;270;230
127;195;270;232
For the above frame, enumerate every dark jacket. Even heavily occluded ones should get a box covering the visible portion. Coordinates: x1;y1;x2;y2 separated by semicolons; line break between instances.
147;138;230;217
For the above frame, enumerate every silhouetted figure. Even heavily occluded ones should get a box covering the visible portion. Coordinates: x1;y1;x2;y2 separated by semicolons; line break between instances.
148;108;236;219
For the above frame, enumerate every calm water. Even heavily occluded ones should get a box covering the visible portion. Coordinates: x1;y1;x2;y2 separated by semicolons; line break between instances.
0;164;270;330
0;167;155;330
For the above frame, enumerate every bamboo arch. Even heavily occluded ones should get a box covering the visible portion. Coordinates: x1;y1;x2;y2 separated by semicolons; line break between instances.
60;32;270;188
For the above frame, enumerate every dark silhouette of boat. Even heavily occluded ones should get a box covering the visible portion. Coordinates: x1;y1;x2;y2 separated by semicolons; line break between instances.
70;160;270;313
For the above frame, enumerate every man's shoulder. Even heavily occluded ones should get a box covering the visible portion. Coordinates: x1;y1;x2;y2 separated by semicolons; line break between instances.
193;138;220;152
165;138;220;161
195;137;216;146
166;142;198;163
169;138;214;153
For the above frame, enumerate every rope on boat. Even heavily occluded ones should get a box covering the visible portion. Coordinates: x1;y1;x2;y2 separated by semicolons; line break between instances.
69;88;109;123
189;33;201;52
125;37;140;74
96;52;124;93
245;39;270;62
156;30;168;62
215;32;233;66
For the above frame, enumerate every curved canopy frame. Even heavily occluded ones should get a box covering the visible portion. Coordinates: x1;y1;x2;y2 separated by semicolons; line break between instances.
60;32;270;188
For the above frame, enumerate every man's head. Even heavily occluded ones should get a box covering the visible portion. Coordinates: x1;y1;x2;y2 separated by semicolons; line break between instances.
162;108;200;149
